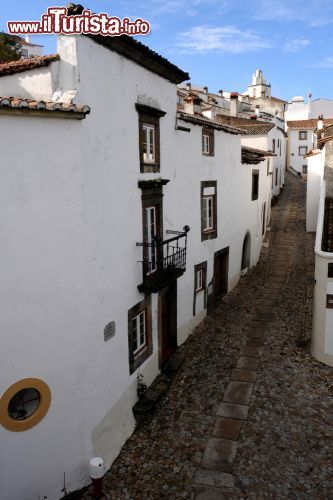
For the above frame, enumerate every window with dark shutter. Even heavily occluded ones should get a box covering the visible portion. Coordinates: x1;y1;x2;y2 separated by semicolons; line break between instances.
201;181;217;240
136;103;166;173
251;170;259;200
202;126;214;156
128;296;152;374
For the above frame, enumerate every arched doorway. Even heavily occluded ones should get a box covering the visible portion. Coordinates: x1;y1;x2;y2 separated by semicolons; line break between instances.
241;232;251;272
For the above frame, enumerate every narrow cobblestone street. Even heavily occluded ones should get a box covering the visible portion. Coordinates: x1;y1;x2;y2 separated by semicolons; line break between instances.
99;173;333;499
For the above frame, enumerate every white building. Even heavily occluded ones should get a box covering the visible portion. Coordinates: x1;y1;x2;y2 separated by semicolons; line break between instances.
306;124;333;367
287;118;333;176
286;94;333;122
0;34;273;500
3;34;43;58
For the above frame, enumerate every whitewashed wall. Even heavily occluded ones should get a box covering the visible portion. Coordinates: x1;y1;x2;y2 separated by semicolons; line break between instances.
0;35;273;500
306;150;325;232
288;129;314;173
312;181;333;367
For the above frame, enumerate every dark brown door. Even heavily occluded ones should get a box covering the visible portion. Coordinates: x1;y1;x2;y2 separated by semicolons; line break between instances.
159;281;177;367
262;203;266;236
214;247;229;298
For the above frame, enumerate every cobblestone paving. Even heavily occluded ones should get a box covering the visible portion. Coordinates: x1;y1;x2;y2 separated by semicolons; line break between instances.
87;173;333;499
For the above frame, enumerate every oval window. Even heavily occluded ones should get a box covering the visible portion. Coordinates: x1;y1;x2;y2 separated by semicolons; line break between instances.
0;378;51;432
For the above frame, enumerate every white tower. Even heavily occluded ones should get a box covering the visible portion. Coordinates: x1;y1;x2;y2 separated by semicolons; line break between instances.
247;69;271;99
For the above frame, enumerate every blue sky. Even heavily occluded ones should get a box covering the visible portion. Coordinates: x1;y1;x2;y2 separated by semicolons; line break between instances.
3;1;333;100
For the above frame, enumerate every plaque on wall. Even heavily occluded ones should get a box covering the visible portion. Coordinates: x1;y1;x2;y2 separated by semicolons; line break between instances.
104;321;115;342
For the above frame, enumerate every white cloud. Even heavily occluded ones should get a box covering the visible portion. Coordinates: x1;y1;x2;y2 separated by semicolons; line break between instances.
283;38;310;53
120;0;230;18
305;56;333;68
252;0;333;26
177;25;272;54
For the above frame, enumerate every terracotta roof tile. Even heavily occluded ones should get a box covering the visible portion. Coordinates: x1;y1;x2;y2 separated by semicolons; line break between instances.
241;146;274;164
0;97;90;117
216;115;275;135
287;119;333;130
177;112;243;134
0;54;59;76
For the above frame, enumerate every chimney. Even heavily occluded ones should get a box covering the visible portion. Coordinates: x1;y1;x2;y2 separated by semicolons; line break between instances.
308;92;312;117
184;93;202;115
203;86;208;95
318;114;324;130
186;82;191;92
25;35;31;43
218;90;223;97
255;105;260;117
229;92;239;117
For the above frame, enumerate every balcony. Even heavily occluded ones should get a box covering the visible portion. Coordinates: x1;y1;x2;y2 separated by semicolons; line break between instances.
137;226;190;293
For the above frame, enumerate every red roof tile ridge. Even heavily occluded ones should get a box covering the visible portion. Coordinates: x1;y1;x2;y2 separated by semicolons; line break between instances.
0;54;59;76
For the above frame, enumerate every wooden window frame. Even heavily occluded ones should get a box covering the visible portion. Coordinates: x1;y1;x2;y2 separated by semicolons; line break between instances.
193;261;207;315
299;131;307;140
328;263;333;278
136;103;166;173
202;134;210;155
275;168;278;186
142;123;156;164
201;181;217;241
326;294;333;309
267;159;271;176
251;170;259;201
202;126;214;156
139;181;166;278
128;296;152;374
299;146;308;156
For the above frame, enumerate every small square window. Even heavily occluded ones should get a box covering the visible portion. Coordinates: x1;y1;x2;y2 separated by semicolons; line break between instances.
299;131;307;140
299;146;308;156
327;294;333;309
302;164;308;175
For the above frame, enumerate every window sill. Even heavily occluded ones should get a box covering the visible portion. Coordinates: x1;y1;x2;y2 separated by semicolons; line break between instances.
141;163;160;173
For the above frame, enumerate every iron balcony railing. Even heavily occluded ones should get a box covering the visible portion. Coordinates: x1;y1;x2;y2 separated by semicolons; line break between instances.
136;226;190;292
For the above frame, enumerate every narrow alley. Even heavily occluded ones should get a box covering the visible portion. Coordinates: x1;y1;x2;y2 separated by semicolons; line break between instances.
92;173;332;499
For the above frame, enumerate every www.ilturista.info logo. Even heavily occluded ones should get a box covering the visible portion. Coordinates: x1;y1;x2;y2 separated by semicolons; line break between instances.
7;6;151;36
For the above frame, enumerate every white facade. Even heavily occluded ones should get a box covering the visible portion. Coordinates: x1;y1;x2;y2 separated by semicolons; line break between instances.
311;98;333;119
312;180;333;367
285;96;309;122
288;127;314;174
241;126;286;197
0;35;273;500
306;150;325;232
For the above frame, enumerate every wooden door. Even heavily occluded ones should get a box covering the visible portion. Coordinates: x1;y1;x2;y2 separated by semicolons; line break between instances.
159;281;177;367
214;247;229;298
